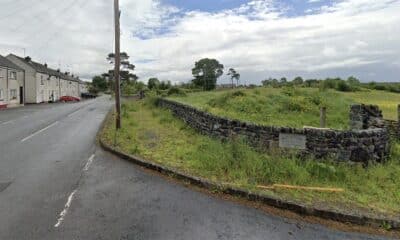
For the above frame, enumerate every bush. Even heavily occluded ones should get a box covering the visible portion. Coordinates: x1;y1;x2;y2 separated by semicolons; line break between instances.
374;85;387;91
167;87;187;97
336;80;352;92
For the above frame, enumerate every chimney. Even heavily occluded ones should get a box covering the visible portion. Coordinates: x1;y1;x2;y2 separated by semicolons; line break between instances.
44;63;48;68
57;69;60;73
24;56;31;62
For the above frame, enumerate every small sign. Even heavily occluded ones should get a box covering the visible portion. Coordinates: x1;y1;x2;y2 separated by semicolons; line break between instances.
279;133;306;150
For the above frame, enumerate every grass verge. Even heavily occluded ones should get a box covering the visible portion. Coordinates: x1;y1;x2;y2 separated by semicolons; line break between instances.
99;98;400;218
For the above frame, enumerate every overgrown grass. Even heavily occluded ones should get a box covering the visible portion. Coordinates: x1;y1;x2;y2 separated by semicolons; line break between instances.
100;98;400;216
168;87;400;129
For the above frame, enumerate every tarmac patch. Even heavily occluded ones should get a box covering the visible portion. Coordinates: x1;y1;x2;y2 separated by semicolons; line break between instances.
0;181;12;193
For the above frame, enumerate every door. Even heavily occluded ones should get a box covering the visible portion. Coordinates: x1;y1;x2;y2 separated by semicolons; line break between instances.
19;87;23;104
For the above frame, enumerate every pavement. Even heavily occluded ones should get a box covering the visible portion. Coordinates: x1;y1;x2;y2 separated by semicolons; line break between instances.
0;97;393;239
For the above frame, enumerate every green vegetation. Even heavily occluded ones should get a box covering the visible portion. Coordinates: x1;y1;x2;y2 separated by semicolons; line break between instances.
261;76;362;92
192;58;224;90
169;87;353;129
169;87;400;129
100;98;400;216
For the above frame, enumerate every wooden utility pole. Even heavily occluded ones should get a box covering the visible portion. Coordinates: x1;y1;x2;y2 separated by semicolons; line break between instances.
114;0;121;129
320;107;326;128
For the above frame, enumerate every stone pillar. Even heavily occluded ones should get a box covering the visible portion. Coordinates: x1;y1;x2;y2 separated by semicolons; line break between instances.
349;104;384;130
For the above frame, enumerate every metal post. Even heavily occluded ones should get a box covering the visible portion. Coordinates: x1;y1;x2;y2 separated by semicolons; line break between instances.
114;0;121;129
320;107;326;128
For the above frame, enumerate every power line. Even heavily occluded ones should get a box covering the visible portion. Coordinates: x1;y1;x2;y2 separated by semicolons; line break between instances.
0;0;37;22
10;0;78;33
30;0;88;56
22;0;83;42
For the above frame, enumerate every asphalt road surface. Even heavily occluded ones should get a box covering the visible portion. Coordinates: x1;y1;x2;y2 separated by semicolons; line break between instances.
0;97;393;239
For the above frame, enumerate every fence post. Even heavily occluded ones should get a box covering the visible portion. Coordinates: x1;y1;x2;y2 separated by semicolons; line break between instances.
398;104;400;138
320;107;326;128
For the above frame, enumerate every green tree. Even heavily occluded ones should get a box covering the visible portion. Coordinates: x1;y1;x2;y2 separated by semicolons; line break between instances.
227;68;240;88
347;76;360;87
280;77;287;84
292;76;304;85
148;78;160;90
262;78;279;87
192;58;224;91
91;75;108;92
159;80;172;90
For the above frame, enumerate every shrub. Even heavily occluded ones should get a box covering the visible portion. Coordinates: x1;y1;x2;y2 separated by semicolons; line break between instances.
336;80;352;92
167;87;187;97
374;85;387;91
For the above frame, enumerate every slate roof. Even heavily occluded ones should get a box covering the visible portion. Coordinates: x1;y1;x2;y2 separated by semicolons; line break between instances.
0;54;23;71
8;54;80;82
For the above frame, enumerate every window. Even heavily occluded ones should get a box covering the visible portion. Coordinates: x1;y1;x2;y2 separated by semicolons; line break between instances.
0;69;3;78
9;71;17;80
10;89;17;100
0;89;3;100
41;75;44;85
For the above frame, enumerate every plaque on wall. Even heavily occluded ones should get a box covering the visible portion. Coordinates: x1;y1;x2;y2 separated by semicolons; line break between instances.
279;133;306;150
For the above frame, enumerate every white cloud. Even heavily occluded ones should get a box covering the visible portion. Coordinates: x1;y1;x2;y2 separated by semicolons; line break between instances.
0;0;399;83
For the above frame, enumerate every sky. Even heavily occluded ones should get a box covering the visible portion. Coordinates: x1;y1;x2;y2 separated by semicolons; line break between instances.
0;0;399;84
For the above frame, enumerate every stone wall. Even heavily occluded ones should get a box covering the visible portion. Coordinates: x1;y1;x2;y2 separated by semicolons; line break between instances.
350;104;385;129
384;119;399;139
157;98;390;163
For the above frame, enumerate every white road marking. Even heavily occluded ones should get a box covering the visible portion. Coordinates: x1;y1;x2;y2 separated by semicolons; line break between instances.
83;154;95;171
54;189;77;228
67;108;82;117
21;121;59;142
1;120;13;125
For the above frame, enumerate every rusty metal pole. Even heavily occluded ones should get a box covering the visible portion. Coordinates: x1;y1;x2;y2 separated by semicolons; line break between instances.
114;0;121;129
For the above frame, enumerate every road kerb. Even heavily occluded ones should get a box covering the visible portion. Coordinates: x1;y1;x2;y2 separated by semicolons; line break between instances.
99;139;400;230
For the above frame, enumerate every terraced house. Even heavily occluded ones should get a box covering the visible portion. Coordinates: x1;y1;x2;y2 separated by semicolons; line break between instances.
0;54;25;108
7;54;80;103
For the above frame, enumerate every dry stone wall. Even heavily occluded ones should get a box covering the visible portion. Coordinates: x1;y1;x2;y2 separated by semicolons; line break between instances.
157;98;390;163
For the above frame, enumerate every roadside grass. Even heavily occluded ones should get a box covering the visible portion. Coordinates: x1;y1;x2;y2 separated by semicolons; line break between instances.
100;98;400;216
168;87;400;129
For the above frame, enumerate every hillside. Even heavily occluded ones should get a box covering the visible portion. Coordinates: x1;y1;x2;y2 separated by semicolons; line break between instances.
168;87;400;129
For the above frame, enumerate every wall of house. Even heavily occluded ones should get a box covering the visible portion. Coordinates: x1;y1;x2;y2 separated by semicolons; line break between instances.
0;67;24;107
7;70;24;107
0;67;7;106
157;98;390;164
60;79;79;97
79;83;88;94
36;72;48;103
6;55;36;103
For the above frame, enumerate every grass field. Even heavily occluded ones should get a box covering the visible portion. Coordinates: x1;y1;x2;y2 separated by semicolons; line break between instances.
168;87;400;129
100;97;400;218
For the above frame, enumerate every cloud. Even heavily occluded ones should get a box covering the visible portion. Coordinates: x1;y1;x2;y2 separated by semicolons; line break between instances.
0;0;399;83
127;0;400;83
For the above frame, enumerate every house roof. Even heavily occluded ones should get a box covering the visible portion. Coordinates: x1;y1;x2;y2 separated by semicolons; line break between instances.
0;54;23;71
8;54;80;82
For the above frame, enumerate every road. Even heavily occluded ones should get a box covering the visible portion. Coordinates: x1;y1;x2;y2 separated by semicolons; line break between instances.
0;97;392;240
